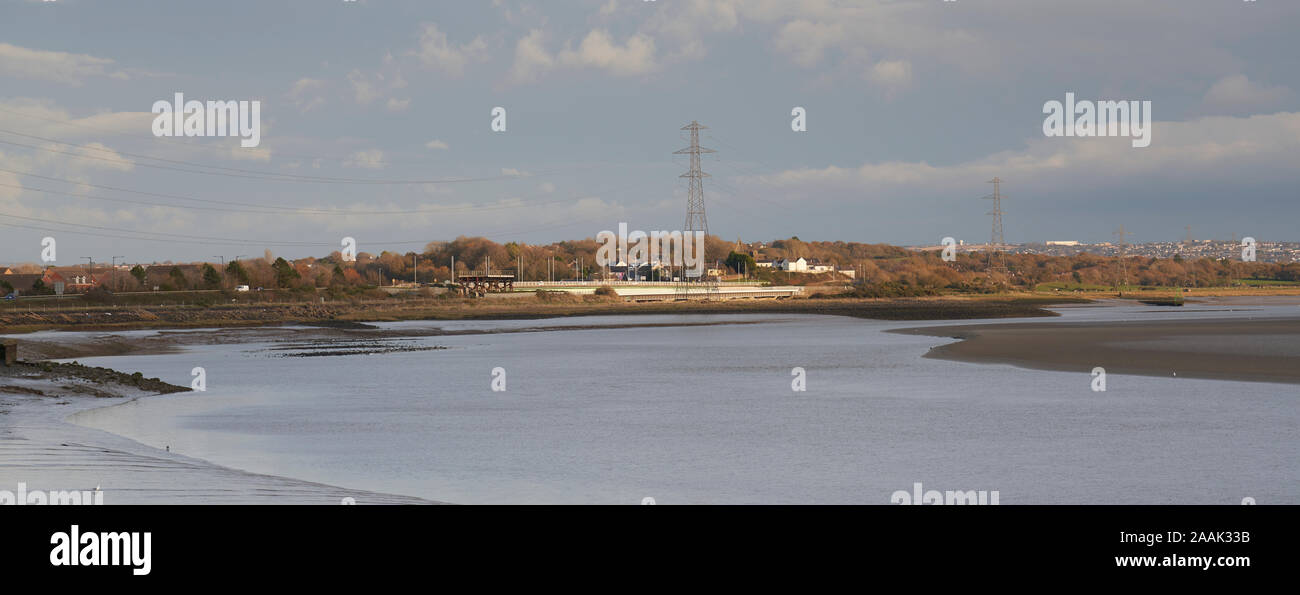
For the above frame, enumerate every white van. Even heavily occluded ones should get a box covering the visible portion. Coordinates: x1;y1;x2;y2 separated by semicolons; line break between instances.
235;285;251;292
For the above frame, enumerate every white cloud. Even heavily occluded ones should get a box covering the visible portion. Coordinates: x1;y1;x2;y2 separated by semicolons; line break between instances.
346;53;408;107
288;78;327;113
386;98;411;112
506;29;555;85
866;59;913;97
1202;75;1290;114
773;20;845;68
346;69;382;105
644;0;748;42
507;29;657;85
751;112;1300;200
425;139;449;150
410;23;490;77
0;98;152;139
34;141;135;172
343;149;386;169
557;30;657;76
0;43;130;86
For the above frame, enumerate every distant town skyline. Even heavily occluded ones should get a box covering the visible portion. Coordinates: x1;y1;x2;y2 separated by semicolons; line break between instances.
2;0;1298;263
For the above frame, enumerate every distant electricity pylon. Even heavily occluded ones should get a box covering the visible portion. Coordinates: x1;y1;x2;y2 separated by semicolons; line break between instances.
676;121;713;247
982;177;1008;274
674;121;716;293
1113;224;1134;289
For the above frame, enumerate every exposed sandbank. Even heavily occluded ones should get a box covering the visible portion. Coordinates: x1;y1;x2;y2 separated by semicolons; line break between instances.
895;317;1300;385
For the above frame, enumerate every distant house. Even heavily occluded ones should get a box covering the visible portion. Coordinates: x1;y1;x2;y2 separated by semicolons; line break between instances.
42;269;66;294
42;267;101;293
774;257;808;272
805;259;835;273
755;260;775;268
1;274;43;295
606;263;630;280
2;268;71;295
67;274;98;292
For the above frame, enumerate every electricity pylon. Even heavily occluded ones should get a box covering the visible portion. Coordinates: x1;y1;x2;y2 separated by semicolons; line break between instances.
674;121;717;297
982;177;1008;275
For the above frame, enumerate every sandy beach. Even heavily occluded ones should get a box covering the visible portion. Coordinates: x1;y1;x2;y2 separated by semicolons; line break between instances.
896;316;1300;385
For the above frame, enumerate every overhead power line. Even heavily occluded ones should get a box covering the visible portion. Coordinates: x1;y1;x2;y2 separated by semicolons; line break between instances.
0;105;471;170
0;166;644;216
0;135;547;185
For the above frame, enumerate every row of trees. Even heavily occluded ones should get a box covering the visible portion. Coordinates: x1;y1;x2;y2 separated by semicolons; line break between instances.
843;251;1300;293
7;236;1297;295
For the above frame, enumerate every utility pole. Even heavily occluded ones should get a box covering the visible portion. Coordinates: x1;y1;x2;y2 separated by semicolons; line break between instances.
111;256;124;291
1113;225;1134;291
982;177;1008;274
81;256;94;288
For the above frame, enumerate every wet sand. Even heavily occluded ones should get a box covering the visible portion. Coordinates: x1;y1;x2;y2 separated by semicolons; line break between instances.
0;295;1080;333
0;390;438;504
0;331;444;504
895;317;1300;385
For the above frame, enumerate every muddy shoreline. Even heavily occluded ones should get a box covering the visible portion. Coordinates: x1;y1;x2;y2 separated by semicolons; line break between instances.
894;317;1300;385
0;296;1082;335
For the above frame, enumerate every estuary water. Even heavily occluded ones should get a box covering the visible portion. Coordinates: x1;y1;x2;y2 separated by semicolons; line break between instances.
68;302;1300;504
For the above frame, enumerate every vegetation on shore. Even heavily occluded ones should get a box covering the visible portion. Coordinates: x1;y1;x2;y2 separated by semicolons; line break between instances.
0;360;189;396
0;294;1092;334
7;234;1296;295
5;233;1298;333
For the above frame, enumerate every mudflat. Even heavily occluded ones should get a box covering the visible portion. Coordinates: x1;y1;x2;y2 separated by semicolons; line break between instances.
895;318;1300;385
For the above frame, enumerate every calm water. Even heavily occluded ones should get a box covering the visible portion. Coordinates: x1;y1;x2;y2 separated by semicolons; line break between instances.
69;304;1300;504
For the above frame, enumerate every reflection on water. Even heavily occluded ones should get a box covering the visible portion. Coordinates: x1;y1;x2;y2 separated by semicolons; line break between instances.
70;310;1299;504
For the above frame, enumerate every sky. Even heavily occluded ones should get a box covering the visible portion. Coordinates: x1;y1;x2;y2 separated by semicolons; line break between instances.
1;0;1298;264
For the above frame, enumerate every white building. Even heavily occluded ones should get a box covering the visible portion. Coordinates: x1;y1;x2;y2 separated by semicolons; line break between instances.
774;257;808;272
806;259;834;273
